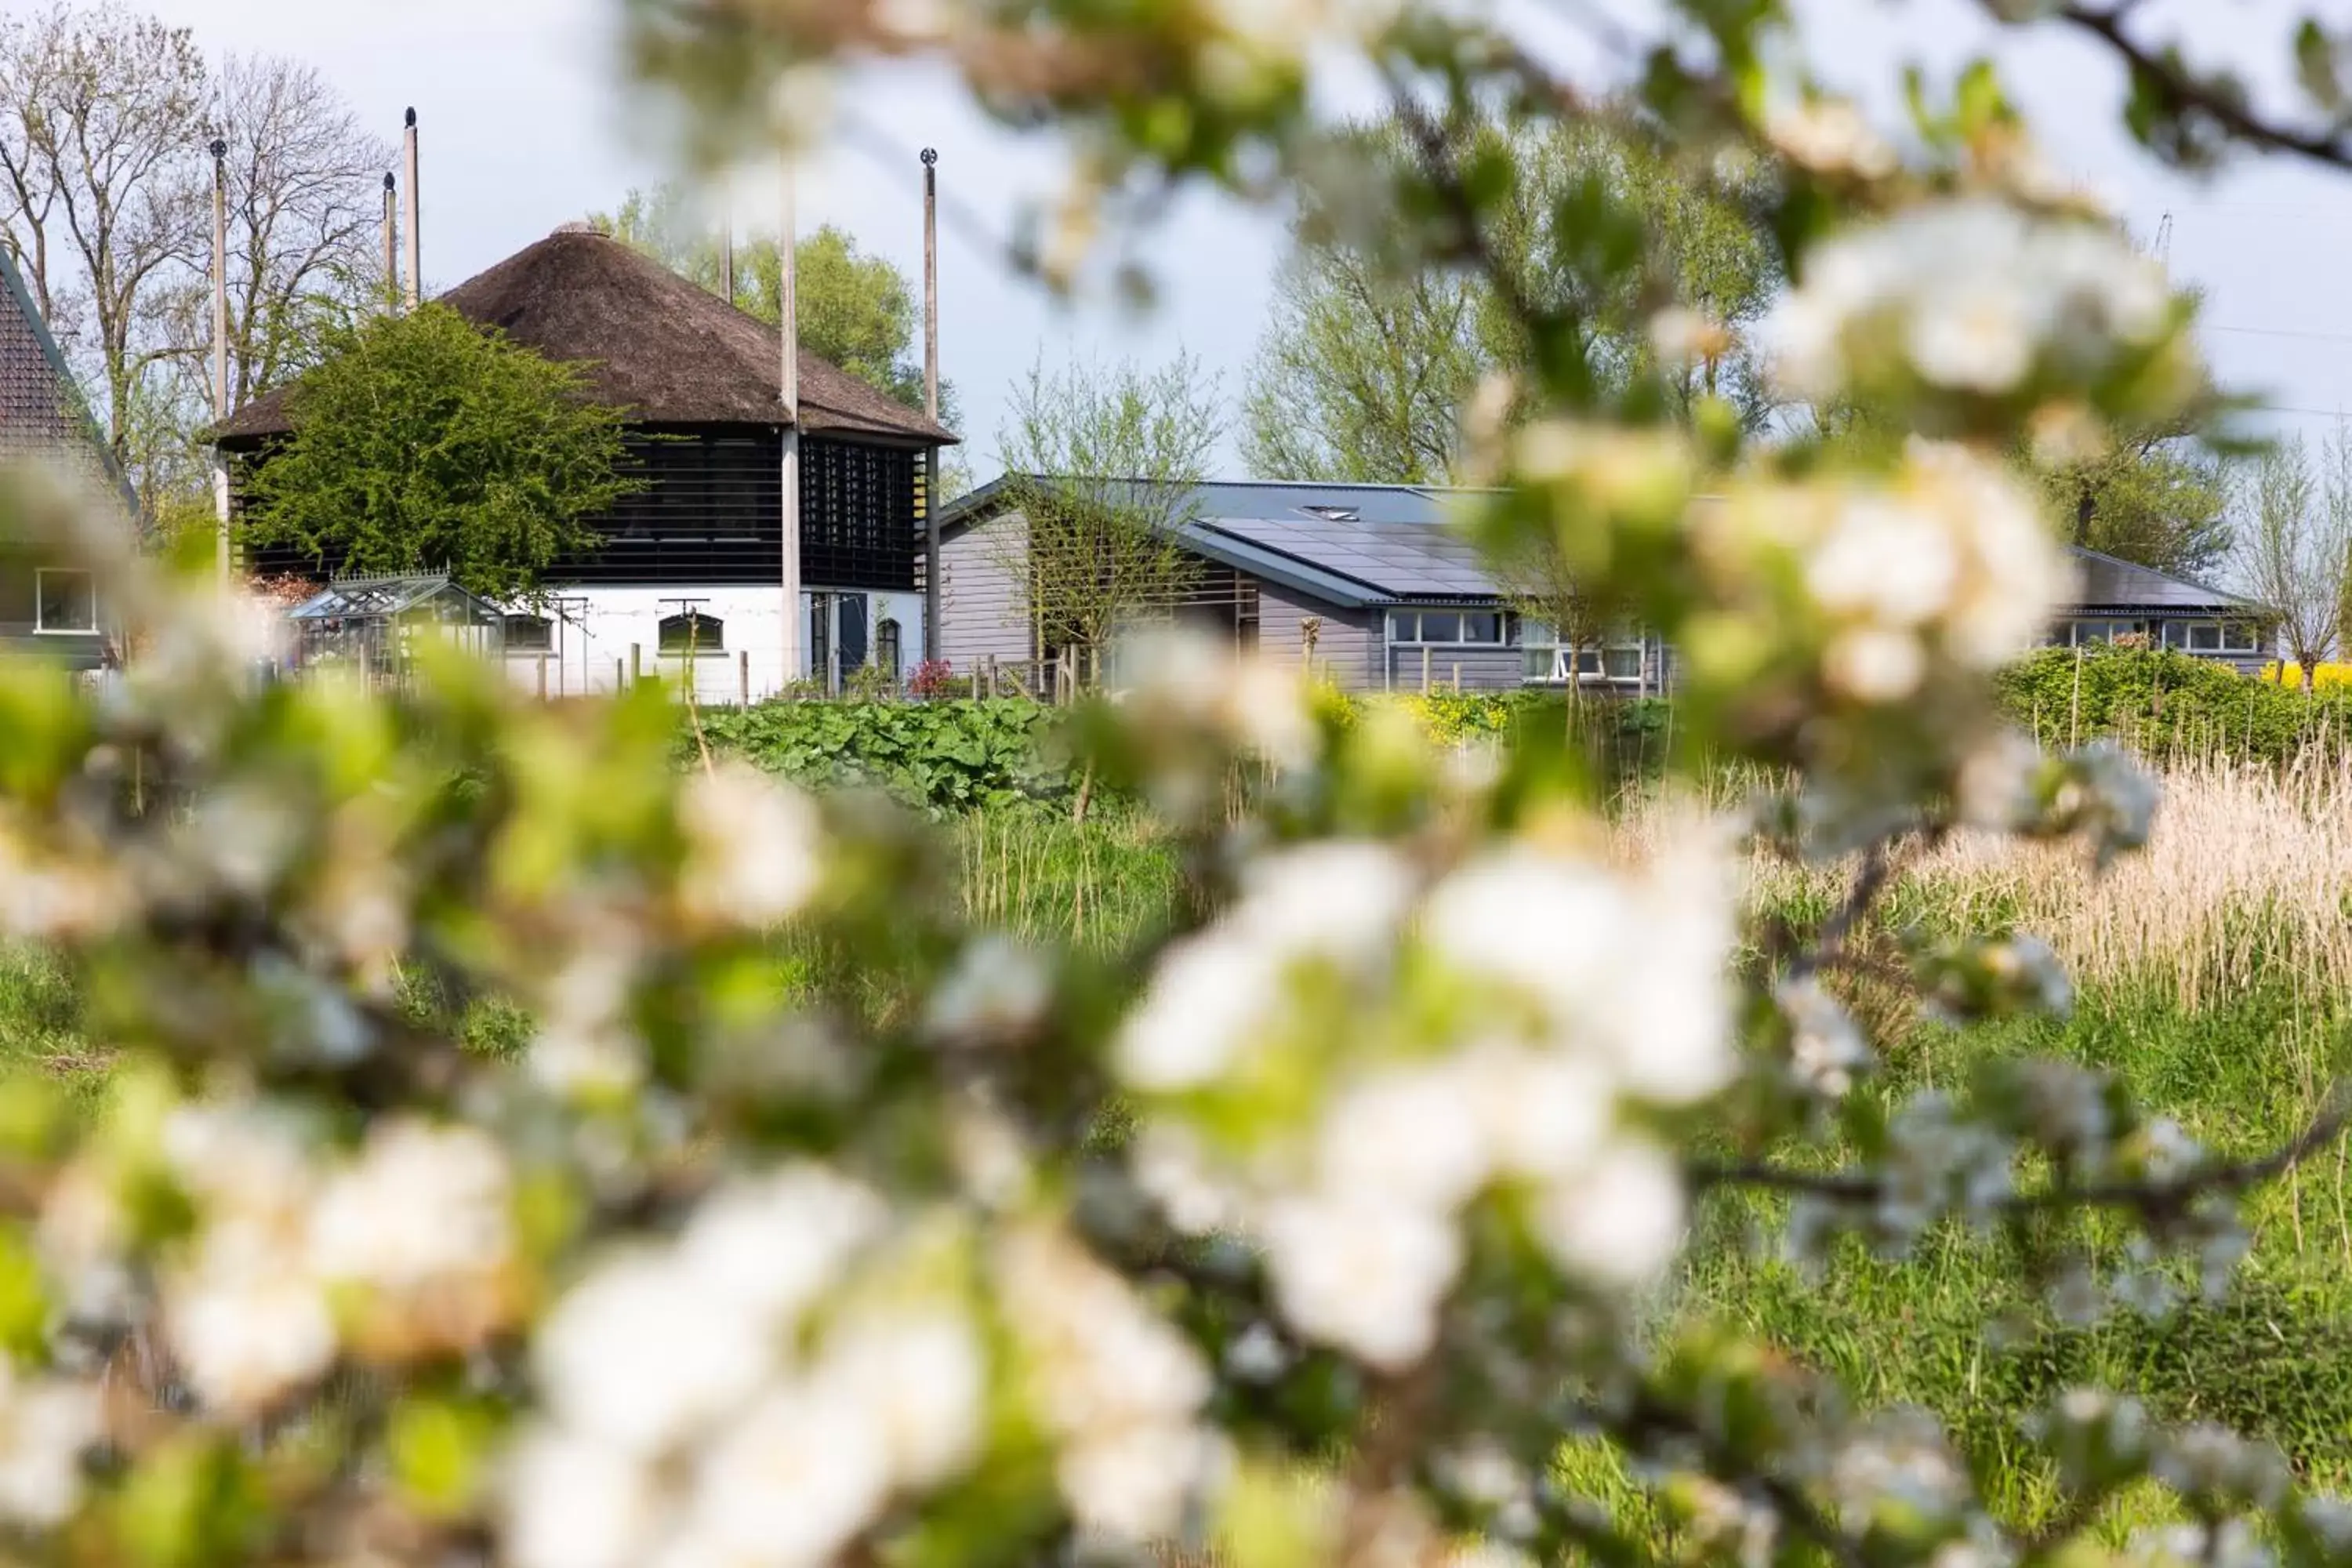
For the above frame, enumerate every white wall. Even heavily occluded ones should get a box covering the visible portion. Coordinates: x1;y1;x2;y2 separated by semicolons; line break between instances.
500;584;927;701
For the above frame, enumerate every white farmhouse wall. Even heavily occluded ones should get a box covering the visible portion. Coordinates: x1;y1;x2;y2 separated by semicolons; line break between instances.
499;584;927;702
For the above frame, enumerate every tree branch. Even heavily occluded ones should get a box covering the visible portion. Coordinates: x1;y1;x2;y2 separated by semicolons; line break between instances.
1692;1088;2352;1215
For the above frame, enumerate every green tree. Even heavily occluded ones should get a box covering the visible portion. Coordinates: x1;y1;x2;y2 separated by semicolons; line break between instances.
2038;412;2232;580
592;183;955;426
236;303;640;599
993;351;1222;674
1243;111;1782;483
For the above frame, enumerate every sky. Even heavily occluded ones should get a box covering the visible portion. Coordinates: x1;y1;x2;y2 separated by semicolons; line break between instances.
144;0;2352;475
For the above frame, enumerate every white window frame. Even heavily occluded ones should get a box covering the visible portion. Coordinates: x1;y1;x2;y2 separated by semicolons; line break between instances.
1385;608;1507;648
2171;619;2261;655
33;568;96;634
2057;619;2149;647
1517;619;1648;685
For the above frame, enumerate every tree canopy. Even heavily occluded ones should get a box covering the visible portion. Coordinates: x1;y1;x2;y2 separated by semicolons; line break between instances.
235;303;639;599
1243;111;1784;485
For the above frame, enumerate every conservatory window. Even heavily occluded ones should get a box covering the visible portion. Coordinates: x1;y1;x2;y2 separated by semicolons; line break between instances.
34;569;95;633
1518;620;1646;683
1386;608;1504;645
2173;619;2260;654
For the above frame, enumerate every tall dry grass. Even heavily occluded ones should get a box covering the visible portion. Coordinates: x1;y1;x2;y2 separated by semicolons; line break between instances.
1627;752;2352;1014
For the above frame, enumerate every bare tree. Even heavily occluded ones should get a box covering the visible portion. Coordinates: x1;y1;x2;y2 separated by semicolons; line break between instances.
2232;426;2352;691
211;54;393;405
0;2;209;493
0;11;389;517
993;352;1223;681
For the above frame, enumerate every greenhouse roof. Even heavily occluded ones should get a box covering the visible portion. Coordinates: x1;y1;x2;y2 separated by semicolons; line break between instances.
287;573;499;622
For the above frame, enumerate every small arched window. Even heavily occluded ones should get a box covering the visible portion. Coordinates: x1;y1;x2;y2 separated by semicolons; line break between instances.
877;618;902;684
659;612;724;656
504;615;553;655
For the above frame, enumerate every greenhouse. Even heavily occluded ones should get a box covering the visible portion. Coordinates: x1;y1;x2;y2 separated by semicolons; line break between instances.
285;573;505;684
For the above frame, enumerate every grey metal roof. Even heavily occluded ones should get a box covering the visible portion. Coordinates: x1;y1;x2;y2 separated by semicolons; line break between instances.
942;474;2262;618
2068;547;2249;612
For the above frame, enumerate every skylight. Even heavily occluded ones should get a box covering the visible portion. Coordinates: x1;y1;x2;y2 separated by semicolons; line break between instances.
1299;504;1361;523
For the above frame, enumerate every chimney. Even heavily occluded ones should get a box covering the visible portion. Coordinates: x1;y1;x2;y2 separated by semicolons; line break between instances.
381;172;398;312
401;109;421;310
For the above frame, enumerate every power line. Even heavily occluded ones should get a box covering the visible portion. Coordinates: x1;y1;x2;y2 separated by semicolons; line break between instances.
2207;323;2352;346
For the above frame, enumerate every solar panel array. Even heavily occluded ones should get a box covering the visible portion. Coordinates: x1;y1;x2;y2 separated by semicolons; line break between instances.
1189;484;1501;601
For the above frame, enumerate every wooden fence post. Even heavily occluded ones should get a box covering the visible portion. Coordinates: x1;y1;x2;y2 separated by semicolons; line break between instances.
1421;646;1432;693
631;642;643;685
535;654;548;701
740;649;751;709
614;656;624;693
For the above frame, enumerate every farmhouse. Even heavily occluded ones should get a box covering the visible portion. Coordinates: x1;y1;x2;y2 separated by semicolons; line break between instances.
212;225;958;698
937;477;2270;694
0;243;127;670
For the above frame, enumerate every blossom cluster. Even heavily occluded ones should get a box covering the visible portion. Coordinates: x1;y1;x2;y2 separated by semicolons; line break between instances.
1119;819;1735;1369
1765;197;2190;422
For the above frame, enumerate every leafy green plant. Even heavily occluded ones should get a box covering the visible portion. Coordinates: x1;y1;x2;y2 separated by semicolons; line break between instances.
694;698;1073;811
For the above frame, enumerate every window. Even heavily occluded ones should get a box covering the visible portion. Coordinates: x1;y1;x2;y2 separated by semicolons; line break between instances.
877;618;902;684
1519;619;1648;684
658;611;724;656
1386;608;1506;645
504;615;553;655
2174;619;2261;655
34;569;94;633
2060;619;2147;647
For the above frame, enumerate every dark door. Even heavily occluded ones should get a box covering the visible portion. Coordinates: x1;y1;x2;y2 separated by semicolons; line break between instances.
837;593;869;677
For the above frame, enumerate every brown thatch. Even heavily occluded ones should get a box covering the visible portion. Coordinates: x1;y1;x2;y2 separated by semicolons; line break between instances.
213;227;957;448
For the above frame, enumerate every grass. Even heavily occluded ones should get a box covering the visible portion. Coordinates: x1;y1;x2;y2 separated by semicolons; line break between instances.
9;751;2352;1533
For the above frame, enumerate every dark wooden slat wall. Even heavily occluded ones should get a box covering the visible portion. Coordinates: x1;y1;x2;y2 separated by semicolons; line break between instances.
240;427;921;593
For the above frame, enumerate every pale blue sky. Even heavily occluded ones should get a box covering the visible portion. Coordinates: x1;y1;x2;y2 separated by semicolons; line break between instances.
152;0;2352;473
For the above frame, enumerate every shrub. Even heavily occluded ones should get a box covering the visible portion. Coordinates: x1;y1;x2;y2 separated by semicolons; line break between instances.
695;697;1071;811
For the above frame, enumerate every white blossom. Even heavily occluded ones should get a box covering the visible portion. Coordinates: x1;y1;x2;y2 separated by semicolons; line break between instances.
1537;1139;1687;1289
1768;99;1899;180
307;1120;511;1298
1116;929;1283;1091
1423;851;1624;1025
674;1378;893;1568
674;1163;886;1327
924;935;1054;1046
1263;1190;1461;1369
814;1308;986;1490
503;1429;661;1568
0;1370;100;1528
535;1249;777;1456
166;1262;337;1414
1315;1063;1489;1210
1454;1040;1612;1181
677;763;825;929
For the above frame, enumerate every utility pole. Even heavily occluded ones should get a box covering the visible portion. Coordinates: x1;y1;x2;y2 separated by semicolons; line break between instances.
380;172;398;312
922;147;942;666
210;138;231;586
779;163;802;698
401;110;421;310
720;201;735;309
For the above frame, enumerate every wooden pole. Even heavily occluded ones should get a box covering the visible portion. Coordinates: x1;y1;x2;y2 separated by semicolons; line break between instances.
780;162;804;695
631;642;642;685
615;656;624;692
401;111;421;310
535;653;547;701
1421;646;1431;693
740;648;750;708
922;148;942;666
210;139;230;586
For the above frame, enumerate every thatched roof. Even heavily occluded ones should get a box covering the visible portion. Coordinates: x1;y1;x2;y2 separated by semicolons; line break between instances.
213;227;956;448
